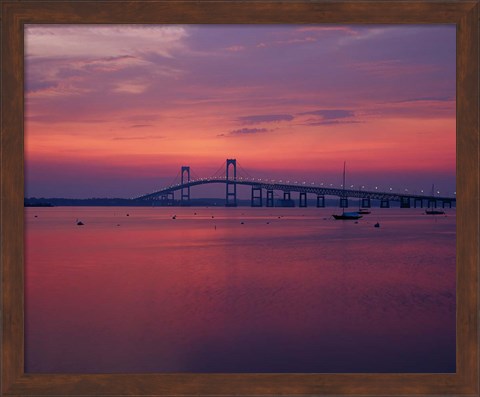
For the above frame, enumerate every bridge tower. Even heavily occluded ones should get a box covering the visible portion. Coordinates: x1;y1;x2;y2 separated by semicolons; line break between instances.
181;166;191;205
226;159;237;207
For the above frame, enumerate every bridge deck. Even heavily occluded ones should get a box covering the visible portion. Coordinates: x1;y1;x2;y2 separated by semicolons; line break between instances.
134;177;455;203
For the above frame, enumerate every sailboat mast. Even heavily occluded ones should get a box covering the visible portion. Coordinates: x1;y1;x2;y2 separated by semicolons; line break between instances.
342;161;346;214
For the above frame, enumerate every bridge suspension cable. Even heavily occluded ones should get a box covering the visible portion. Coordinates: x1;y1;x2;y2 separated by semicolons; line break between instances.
210;160;227;179
236;160;254;179
190;168;202;181
167;168;181;187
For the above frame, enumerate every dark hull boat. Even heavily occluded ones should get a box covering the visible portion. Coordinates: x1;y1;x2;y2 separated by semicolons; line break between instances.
332;212;363;220
357;209;371;214
425;209;445;215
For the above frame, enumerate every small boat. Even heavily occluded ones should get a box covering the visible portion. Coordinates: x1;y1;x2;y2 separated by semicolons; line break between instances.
333;162;362;220
357;209;371;214
374;222;380;228
425;209;445;215
333;211;363;220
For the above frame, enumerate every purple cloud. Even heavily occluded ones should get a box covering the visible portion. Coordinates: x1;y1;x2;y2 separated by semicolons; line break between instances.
298;109;359;126
232;128;268;135
218;128;270;137
129;124;153;128
238;114;294;125
112;135;163;140
394;96;454;103
303;120;363;126
25;80;58;94
300;109;354;119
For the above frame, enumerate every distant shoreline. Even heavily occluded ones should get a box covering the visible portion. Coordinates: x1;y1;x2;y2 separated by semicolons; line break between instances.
25;197;230;207
24;197;454;208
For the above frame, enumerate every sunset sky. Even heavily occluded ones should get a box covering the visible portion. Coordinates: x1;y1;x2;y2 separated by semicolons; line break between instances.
25;24;456;199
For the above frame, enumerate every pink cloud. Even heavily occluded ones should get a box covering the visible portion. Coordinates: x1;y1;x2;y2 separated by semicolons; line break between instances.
350;60;439;77
296;26;359;35
225;45;246;52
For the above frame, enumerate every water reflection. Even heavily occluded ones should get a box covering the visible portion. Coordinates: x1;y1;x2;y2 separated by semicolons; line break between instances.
25;207;455;373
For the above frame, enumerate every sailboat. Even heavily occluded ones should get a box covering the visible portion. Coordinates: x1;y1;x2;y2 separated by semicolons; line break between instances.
425;184;445;215
332;162;363;220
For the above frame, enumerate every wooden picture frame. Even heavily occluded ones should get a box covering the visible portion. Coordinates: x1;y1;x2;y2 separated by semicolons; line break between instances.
1;1;478;396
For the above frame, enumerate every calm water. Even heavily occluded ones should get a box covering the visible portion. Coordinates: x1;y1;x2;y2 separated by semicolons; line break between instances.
25;206;456;373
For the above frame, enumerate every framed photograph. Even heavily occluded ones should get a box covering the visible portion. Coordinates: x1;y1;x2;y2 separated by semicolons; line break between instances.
1;1;478;396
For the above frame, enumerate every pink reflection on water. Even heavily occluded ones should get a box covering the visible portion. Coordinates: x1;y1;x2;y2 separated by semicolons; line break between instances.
25;207;455;373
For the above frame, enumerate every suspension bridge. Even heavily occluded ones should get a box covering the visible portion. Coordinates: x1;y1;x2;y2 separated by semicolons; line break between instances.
134;159;456;209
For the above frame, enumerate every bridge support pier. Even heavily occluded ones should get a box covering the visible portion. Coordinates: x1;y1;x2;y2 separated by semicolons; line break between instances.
400;197;411;208
380;199;390;208
181;166;190;206
225;159;237;207
317;195;325;208
299;192;307;207
340;197;348;208
251;187;263;207
442;200;452;208
160;195;168;206
266;190;274;207
414;198;423;208
428;199;437;208
162;192;174;206
279;191;293;207
361;198;371;208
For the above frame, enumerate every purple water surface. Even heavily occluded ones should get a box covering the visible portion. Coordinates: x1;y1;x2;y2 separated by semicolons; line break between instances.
25;207;456;373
